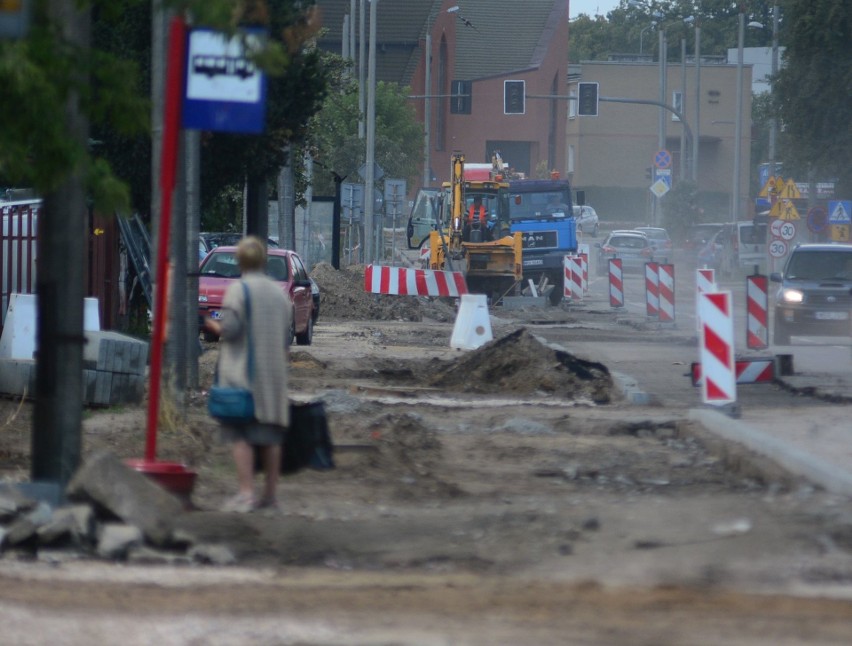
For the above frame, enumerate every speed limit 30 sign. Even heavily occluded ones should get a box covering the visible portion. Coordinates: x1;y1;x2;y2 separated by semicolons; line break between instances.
769;238;788;258
770;218;796;241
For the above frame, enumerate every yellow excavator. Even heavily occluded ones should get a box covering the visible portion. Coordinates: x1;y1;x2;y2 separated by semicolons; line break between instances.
428;153;523;302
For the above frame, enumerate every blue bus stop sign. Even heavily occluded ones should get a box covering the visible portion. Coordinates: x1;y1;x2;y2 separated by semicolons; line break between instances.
182;28;267;134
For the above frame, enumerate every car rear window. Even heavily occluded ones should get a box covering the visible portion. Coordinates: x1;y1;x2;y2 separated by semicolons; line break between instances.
610;235;647;249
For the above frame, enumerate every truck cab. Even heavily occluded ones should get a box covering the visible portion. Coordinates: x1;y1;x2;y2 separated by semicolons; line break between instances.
504;179;579;303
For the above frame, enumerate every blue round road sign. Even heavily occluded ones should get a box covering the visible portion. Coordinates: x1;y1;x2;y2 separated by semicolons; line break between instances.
654;149;672;169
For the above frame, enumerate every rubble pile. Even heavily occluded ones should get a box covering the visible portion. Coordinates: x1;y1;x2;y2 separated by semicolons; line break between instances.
0;451;234;565
311;262;457;323
429;328;614;403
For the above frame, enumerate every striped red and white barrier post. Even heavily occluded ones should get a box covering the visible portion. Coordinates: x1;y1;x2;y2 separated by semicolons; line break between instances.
364;265;468;297
698;291;737;406
696;268;716;332
691;358;774;386
746;274;769;349
658;263;675;324
563;255;583;302
645;261;659;319
608;258;624;308
577;243;590;295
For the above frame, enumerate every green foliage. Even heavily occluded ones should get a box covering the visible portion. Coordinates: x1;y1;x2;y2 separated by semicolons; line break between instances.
308;79;424;196
0;0;153;214
660;179;698;240
774;0;852;193
569;0;776;62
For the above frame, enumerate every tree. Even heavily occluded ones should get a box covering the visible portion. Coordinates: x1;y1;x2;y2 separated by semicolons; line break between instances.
308;80;424;197
774;0;852;194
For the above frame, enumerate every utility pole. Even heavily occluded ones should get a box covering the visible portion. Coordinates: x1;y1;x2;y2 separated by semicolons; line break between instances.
363;0;377;263
768;3;779;176
32;0;90;492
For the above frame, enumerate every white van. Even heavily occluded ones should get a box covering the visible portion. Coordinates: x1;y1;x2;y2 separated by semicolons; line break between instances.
735;220;768;272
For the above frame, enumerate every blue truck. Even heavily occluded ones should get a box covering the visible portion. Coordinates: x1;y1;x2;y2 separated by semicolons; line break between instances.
505;178;579;304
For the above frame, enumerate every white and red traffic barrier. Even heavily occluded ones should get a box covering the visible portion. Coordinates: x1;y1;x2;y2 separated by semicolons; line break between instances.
690;357;775;386
658;263;675;323
698;291;737;406
746;274;769;349
364;265;468;297
645;261;659;318
577;243;590;295
696;268;717;332
563;255;583;301
608;258;624;308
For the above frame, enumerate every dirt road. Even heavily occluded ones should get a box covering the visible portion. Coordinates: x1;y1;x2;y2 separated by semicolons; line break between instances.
2;267;852;644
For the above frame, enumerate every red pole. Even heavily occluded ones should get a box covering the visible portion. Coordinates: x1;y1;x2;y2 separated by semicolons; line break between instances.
145;15;186;462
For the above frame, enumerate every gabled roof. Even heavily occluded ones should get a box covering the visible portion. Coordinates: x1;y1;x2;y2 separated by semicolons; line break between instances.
314;0;566;85
450;0;568;80
314;0;438;87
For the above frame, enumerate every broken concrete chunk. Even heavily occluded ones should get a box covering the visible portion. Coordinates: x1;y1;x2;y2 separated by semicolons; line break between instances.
0;484;38;521
97;523;143;559
188;543;237;566
37;505;95;546
66;450;183;546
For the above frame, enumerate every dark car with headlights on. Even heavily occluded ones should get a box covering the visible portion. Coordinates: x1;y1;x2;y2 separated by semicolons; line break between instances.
770;244;852;345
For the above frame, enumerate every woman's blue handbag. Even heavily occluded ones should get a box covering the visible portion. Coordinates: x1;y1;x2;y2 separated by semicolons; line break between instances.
208;282;257;424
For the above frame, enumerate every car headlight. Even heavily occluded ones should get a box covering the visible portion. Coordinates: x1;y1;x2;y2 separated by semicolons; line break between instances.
780;288;803;304
198;294;208;303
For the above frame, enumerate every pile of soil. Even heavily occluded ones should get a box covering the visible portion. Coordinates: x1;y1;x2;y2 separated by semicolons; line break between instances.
428;328;614;403
311;262;457;323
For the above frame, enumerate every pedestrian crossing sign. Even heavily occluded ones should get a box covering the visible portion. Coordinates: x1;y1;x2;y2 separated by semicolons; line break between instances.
828;200;851;224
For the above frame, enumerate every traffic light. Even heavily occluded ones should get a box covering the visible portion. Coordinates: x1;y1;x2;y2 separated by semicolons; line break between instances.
577;81;599;116
504;80;525;115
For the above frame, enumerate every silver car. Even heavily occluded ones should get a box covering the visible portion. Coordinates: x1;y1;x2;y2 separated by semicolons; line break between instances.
596;230;654;274
572;205;600;236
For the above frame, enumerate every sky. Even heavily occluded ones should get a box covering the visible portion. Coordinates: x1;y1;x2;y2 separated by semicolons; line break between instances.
570;0;621;20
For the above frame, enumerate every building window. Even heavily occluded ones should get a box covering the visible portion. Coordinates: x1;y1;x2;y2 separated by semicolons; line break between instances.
568;144;575;174
672;91;682;121
569;86;577;119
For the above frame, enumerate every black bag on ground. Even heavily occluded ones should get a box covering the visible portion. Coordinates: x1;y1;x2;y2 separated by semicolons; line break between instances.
253;400;335;475
282;400;335;474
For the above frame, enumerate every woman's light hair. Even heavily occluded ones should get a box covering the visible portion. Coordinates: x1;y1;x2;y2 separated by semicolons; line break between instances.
236;236;267;272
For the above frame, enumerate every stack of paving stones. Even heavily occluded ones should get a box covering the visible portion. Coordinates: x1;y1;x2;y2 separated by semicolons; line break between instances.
0;331;148;406
0;451;235;565
82;331;148;406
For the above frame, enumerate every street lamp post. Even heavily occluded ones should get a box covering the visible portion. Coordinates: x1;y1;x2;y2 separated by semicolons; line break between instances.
732;11;745;224
768;3;779;176
733;14;763;224
684;15;701;183
639;22;656;55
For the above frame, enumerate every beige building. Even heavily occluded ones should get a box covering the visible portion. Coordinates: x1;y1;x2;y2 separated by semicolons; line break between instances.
566;59;753;225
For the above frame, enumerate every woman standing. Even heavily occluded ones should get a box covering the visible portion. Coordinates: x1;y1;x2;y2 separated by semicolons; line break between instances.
203;236;290;512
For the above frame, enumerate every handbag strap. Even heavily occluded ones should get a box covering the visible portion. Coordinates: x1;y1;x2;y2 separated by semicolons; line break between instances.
242;281;254;384
213;281;254;386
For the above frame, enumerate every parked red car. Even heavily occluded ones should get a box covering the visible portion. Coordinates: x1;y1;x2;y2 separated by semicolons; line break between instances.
198;246;315;345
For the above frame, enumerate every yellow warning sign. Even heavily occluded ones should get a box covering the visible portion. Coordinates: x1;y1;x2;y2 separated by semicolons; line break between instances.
778;178;801;200
770;198;800;221
831;225;850;242
759;176;776;198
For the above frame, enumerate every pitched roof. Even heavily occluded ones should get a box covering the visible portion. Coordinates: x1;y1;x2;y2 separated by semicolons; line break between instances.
450;0;568;80
314;0;438;87
314;0;566;85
